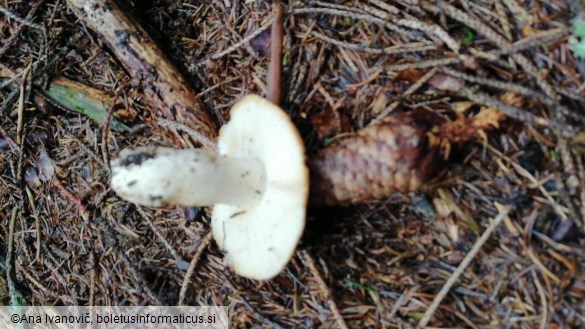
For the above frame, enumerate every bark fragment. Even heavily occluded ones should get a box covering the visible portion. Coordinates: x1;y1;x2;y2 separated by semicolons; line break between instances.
67;0;217;144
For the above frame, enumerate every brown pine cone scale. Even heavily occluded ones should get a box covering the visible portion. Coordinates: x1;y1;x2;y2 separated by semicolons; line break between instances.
309;109;448;206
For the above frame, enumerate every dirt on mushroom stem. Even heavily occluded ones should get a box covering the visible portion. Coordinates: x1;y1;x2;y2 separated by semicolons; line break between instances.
309;108;504;206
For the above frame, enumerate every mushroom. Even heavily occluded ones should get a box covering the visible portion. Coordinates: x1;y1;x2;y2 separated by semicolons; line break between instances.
111;95;309;280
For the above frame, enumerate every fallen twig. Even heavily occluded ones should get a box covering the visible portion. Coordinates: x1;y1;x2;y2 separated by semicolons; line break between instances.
17;262;65;302
210;18;274;60
300;250;348;329
429;1;559;101
531;270;548;329
0;3;45;31
24;186;41;265
223;276;286;329
310;31;437;55
52;176;90;222
373;67;438;122
178;232;212;306
66;0;218;147
116;248;164;305
6;207;23;306
458;89;574;136
136;207;181;260
289;6;461;54
101;83;128;167
16;63;31;145
158;119;217;151
417;204;513;328
0;0;46;58
98;215;164;305
267;2;284;105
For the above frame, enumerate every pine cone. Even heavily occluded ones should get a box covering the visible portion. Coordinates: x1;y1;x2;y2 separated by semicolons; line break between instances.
309;109;447;205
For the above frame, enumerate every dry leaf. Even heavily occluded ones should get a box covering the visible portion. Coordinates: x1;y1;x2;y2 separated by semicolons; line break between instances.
309;110;351;139
569;276;585;299
248;29;271;57
36;149;55;182
499;92;525;107
370;91;388;114
452;101;474;113
428;73;464;91
433;198;453;218
24;167;41;188
473;108;505;129
386;68;424;93
0;138;9;152
395;68;423;83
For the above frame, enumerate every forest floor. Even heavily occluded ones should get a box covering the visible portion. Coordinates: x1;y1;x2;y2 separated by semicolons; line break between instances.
1;0;585;328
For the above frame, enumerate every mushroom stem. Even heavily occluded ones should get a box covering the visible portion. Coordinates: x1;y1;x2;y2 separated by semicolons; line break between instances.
111;147;266;208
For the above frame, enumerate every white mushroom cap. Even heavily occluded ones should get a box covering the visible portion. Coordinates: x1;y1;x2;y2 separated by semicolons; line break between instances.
211;95;309;280
110;95;308;280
